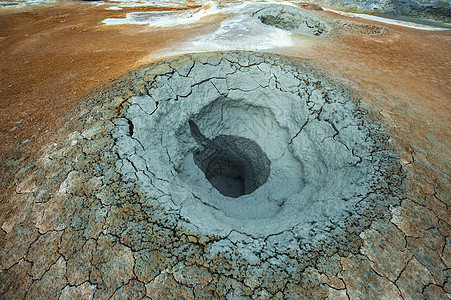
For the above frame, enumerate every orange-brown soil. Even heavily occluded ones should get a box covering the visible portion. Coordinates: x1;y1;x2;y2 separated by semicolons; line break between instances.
0;2;224;196
295;12;450;211
0;3;449;297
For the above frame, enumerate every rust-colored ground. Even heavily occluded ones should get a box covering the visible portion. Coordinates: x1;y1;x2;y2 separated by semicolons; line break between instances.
0;2;449;298
296;11;450;197
300;12;450;167
295;13;450;226
0;2;226;197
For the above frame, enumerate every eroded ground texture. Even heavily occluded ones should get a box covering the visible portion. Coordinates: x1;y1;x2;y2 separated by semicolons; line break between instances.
0;49;406;299
0;1;450;300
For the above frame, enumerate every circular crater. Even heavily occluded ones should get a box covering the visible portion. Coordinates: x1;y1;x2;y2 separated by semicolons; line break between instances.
175;97;305;222
250;4;387;36
190;119;271;198
252;4;335;36
114;52;402;241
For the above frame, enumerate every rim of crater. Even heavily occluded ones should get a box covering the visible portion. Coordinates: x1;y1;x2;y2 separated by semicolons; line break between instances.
110;51;406;242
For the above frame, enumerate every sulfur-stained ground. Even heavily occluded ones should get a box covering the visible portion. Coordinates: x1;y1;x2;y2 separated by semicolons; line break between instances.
0;2;449;299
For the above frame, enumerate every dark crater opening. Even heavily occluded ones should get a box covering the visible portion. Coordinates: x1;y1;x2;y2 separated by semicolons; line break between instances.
189;120;270;198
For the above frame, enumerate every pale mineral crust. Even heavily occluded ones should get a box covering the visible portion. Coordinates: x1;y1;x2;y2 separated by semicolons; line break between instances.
0;2;450;300
0;51;439;299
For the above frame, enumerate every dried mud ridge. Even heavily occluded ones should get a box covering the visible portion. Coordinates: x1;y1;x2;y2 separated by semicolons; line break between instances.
3;51;447;299
253;5;387;36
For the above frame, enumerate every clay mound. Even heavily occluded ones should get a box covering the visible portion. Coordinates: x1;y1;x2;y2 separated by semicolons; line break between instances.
1;51;406;298
251;4;387;36
252;5;335;36
115;52;404;239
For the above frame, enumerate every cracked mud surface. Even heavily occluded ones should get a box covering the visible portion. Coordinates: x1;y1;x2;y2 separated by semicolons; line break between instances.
115;52;404;243
1;51;413;299
253;5;336;36
0;3;450;299
252;4;387;37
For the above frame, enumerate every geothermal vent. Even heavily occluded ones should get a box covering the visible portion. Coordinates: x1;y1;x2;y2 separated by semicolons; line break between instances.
114;51;403;239
11;51;404;298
